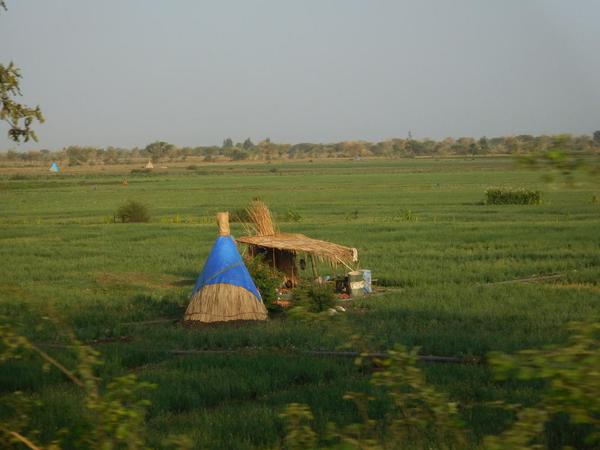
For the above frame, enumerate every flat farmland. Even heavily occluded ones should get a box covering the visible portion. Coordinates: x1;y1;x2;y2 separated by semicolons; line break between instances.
1;157;599;449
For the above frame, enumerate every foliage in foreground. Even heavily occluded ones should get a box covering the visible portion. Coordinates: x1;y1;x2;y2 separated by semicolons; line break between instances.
485;187;541;205
0;62;44;143
485;321;600;450
0;313;599;449
0;3;45;144
0;319;191;450
282;321;600;449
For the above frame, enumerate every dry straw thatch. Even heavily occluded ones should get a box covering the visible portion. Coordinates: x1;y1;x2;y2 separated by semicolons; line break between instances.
184;283;268;322
237;233;356;268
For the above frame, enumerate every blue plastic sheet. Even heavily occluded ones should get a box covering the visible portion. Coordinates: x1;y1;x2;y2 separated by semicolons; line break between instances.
191;236;262;303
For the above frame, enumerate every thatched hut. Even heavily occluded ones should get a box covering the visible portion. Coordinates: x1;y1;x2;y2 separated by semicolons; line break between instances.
236;202;358;287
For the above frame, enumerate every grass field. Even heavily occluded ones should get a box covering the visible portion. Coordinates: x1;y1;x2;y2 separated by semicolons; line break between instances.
1;157;599;448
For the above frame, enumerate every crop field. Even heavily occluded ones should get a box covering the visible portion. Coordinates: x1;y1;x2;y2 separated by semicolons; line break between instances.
0;157;599;449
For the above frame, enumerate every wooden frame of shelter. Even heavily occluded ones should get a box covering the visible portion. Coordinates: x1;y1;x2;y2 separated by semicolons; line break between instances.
237;234;357;287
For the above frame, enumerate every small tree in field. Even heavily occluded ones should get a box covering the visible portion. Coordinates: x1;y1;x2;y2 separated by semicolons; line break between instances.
116;200;151;223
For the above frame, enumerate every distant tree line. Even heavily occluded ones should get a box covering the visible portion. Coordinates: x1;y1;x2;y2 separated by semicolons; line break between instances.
1;133;599;166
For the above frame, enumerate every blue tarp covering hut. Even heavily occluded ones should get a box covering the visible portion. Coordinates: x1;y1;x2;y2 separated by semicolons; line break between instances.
184;212;267;323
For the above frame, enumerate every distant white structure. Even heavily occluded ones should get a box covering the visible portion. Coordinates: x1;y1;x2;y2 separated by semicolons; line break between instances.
145;160;154;169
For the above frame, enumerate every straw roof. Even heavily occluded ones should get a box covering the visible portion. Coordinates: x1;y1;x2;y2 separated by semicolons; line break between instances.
236;233;357;268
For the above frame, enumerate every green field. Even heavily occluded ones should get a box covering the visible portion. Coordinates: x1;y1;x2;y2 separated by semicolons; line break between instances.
1;157;599;449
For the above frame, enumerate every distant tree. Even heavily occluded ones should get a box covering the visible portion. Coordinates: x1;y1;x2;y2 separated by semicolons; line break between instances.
144;141;174;162
103;147;119;164
593;130;600;146
478;137;489;153
0;4;44;142
222;138;233;148
242;138;254;150
230;149;249;161
166;145;179;161
65;146;98;166
407;139;425;156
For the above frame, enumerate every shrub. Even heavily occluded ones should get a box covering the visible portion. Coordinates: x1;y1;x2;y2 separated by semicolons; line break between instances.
186;165;199;170
245;256;282;311
485;187;541;205
115;200;151;223
292;282;336;312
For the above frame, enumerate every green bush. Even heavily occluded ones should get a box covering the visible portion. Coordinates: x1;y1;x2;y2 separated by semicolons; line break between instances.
115;200;151;223
245;256;282;311
292;282;336;312
485;187;541;205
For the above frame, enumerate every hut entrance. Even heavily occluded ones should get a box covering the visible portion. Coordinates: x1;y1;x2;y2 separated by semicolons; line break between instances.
267;248;298;287
247;246;300;287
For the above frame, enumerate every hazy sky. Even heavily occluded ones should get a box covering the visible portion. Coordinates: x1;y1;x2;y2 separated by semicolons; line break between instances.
2;0;599;150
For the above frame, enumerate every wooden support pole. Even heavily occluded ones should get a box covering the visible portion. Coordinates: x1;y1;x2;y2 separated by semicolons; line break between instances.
310;254;318;280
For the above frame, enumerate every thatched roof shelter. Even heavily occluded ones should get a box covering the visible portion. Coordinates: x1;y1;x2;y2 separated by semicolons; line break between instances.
236;201;358;285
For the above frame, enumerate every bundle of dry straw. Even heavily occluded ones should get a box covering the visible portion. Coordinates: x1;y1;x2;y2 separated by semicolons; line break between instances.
184;283;268;322
244;200;277;236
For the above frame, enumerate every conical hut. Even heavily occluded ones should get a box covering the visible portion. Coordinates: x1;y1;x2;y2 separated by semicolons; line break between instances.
184;212;268;323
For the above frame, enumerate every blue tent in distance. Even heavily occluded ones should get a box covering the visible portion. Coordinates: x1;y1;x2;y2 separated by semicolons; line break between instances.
184;212;267;323
49;162;60;173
